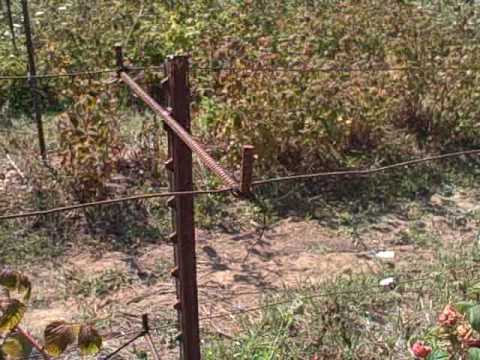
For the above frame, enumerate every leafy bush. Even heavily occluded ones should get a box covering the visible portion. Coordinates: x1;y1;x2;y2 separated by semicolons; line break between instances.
1;0;480;174
57;80;122;203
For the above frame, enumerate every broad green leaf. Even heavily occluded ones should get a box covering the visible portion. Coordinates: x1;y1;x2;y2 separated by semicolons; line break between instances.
78;325;102;356
469;348;480;360
456;301;475;315
469;305;480;332
44;321;75;357
427;350;449;360
0;270;31;302
1;333;33;360
0;300;26;335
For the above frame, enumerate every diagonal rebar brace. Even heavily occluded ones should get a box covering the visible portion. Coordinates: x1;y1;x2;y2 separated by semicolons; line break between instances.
120;71;238;189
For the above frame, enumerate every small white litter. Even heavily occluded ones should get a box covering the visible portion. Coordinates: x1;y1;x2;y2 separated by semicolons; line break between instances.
380;277;396;287
375;250;395;259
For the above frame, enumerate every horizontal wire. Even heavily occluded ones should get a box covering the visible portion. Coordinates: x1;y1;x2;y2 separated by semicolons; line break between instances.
0;62;478;81
192;63;480;74
198;261;480;309
252;148;480;186
11;265;478;360
17;262;477;360
196;262;479;324
0;66;164;81
1;148;480;220
0;187;234;221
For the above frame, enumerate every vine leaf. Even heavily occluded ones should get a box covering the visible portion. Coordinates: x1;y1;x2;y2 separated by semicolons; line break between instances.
0;300;26;336
0;270;32;301
469;348;480;360
78;324;102;356
455;301;475;315
1;332;33;360
469;305;480;332
44;321;75;357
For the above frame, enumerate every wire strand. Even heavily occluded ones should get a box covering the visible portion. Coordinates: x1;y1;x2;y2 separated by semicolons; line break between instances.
1;148;480;220
0;62;478;81
0;188;234;220
0;66;164;80
252;149;480;186
196;262;479;324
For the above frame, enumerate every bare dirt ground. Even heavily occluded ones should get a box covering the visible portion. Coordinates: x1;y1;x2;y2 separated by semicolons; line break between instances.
15;186;479;358
2;151;480;358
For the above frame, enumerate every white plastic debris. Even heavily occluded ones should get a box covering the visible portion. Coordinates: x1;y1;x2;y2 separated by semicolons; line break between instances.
380;277;396;287
375;250;395;259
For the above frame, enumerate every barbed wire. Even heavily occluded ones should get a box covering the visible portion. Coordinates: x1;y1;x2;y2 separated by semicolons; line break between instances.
1;148;479;221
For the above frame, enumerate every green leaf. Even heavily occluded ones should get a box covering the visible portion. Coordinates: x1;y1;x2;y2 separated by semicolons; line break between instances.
78;325;102;356
469;305;480;332
44;321;75;357
0;270;32;302
0;300;26;336
1;333;33;360
456;301;475;315
427;350;449;360
469;348;480;360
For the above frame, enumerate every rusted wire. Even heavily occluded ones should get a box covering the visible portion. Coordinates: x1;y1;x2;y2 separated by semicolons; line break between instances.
0;188;234;221
252;149;480;187
1;148;479;221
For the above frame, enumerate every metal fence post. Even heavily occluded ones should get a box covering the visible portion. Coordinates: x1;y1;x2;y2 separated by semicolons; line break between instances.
21;0;46;162
165;56;201;360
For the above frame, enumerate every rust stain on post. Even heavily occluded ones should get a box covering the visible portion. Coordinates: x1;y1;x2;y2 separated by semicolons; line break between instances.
166;56;201;360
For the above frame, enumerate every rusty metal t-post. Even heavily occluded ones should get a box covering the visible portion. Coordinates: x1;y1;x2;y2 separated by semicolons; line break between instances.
21;0;46;162
165;56;201;360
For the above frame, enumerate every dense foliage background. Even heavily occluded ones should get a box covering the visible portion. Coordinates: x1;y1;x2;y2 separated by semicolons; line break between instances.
1;0;480;174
